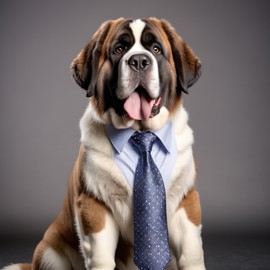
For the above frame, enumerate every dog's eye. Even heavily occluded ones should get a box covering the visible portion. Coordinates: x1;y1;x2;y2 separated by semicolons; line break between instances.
153;44;162;54
114;44;125;54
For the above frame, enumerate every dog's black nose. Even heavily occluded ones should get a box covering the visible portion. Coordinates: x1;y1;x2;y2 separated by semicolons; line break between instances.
128;54;151;72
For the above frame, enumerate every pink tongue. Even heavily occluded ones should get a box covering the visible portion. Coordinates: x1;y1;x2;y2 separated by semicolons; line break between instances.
124;92;156;120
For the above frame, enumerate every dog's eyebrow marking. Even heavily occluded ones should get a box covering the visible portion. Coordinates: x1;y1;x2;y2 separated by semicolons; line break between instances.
129;19;146;45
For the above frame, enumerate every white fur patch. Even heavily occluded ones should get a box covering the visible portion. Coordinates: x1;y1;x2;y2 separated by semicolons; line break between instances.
41;247;71;270
129;19;146;46
89;214;119;269
117;19;160;100
76;211;119;269
169;208;205;269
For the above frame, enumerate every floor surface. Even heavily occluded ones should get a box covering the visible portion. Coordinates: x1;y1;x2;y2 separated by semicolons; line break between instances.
0;233;269;269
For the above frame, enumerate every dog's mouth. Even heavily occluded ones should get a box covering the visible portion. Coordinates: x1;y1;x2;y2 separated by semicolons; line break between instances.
123;86;161;120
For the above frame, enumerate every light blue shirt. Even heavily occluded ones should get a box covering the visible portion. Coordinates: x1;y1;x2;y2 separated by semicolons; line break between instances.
104;123;178;190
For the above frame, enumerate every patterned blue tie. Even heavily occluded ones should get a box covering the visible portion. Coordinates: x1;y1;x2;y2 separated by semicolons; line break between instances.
130;131;171;270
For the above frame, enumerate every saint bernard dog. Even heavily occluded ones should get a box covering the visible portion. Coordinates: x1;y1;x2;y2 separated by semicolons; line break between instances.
4;18;205;270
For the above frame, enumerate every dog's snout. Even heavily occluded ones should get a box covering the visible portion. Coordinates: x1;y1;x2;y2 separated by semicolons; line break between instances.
128;54;151;72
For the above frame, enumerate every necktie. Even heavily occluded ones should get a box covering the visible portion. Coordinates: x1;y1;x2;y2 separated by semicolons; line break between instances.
130;131;171;270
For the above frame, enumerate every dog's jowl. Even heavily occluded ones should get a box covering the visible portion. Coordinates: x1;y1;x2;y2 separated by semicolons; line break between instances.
4;18;205;270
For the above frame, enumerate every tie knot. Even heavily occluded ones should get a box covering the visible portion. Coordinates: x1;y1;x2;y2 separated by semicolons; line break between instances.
130;131;157;153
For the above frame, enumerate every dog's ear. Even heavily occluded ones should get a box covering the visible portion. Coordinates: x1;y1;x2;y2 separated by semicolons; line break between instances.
160;19;202;94
70;20;112;97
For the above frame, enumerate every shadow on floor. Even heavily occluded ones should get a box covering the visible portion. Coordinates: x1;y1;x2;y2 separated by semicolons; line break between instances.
0;232;269;269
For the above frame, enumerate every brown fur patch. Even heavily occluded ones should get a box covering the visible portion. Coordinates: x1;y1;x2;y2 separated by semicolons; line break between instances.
31;147;86;269
98;18;125;69
146;18;183;118
19;264;32;270
76;193;107;235
179;189;202;226
148;17;176;67
32;240;48;269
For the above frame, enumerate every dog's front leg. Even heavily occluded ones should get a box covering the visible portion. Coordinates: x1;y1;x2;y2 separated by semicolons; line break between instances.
76;194;119;270
169;190;206;270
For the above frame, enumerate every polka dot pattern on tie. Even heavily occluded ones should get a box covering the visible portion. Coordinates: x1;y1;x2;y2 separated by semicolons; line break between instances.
130;131;171;270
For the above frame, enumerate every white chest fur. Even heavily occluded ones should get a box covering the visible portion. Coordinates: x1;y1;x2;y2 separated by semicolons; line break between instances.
79;104;196;240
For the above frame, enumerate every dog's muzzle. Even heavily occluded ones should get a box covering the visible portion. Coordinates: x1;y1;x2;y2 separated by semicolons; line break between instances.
123;54;161;120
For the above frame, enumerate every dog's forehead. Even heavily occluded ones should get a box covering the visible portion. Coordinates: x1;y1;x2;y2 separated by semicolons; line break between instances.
109;18;163;45
127;19;167;47
129;19;146;42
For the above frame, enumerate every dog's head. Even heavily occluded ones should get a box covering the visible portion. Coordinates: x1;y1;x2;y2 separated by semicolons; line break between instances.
71;18;201;130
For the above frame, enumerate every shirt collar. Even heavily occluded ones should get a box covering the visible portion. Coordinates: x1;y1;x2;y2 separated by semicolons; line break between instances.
154;123;174;154
105;123;174;154
104;125;134;154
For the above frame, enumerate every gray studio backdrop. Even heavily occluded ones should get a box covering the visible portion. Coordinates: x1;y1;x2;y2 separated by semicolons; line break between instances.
1;0;270;238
